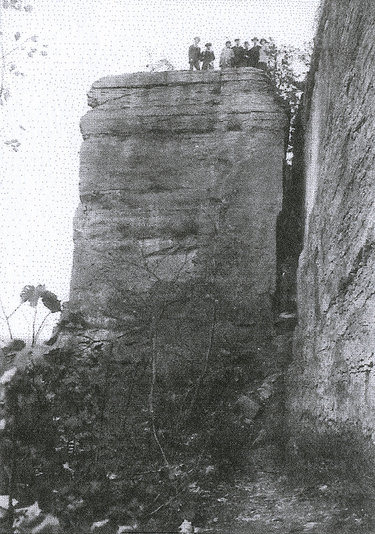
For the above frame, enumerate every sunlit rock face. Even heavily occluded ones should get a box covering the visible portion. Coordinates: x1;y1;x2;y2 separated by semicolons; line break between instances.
70;69;287;363
289;0;375;442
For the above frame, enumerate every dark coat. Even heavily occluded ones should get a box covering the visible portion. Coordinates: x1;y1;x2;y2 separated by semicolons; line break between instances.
189;44;201;63
201;50;215;69
231;45;244;67
242;47;251;67
248;45;260;67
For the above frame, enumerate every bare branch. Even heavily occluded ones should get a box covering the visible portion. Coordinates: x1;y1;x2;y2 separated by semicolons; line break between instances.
1;35;35;61
186;299;217;416
31;305;38;347
33;311;52;345
0;3;5;100
149;314;170;468
0;296;13;340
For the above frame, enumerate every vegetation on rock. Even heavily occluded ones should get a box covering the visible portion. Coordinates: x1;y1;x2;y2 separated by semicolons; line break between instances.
1;284;61;346
0;333;259;531
264;40;312;164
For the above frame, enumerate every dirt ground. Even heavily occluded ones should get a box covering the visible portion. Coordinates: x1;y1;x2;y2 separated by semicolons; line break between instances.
203;465;375;534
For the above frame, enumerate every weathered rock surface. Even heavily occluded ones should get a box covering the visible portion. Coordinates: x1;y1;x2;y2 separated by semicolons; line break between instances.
70;69;287;351
289;0;375;442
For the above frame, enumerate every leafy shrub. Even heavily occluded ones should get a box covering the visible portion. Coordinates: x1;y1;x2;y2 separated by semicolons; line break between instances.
0;325;258;531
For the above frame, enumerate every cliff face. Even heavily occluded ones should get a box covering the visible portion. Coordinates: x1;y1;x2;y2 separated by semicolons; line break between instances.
71;70;287;358
289;0;375;441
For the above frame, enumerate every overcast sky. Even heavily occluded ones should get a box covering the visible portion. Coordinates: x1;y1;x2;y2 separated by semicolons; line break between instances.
0;0;320;340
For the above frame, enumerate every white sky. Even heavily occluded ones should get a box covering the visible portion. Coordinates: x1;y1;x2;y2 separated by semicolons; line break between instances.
0;0;320;341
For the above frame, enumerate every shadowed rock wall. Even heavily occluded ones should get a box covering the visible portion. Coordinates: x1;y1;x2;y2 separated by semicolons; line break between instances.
71;70;287;354
289;0;375;442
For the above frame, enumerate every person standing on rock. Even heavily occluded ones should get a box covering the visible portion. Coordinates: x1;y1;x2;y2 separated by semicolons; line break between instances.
258;38;270;71
248;37;261;68
201;43;215;70
242;41;251;66
188;36;201;70
220;41;234;69
232;38;244;67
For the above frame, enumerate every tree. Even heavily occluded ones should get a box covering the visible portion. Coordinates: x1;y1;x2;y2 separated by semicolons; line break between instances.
265;39;313;164
0;0;47;149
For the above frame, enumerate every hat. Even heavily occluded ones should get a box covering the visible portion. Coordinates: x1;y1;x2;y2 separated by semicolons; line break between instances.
234;38;240;42
225;40;231;45
251;37;259;42
260;38;269;44
205;42;212;47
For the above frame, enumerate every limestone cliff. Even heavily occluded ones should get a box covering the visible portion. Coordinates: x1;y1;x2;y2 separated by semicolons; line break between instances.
289;0;375;444
70;70;287;360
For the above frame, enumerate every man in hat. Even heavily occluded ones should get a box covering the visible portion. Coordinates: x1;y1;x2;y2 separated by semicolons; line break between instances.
201;43;215;70
188;36;201;70
248;37;261;68
219;40;234;69
232;38;244;68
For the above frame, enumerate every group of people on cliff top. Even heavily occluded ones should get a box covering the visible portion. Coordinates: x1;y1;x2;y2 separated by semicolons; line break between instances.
188;36;270;71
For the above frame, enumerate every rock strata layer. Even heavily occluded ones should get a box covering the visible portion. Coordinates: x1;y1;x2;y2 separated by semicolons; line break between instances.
71;69;287;353
289;0;375;443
